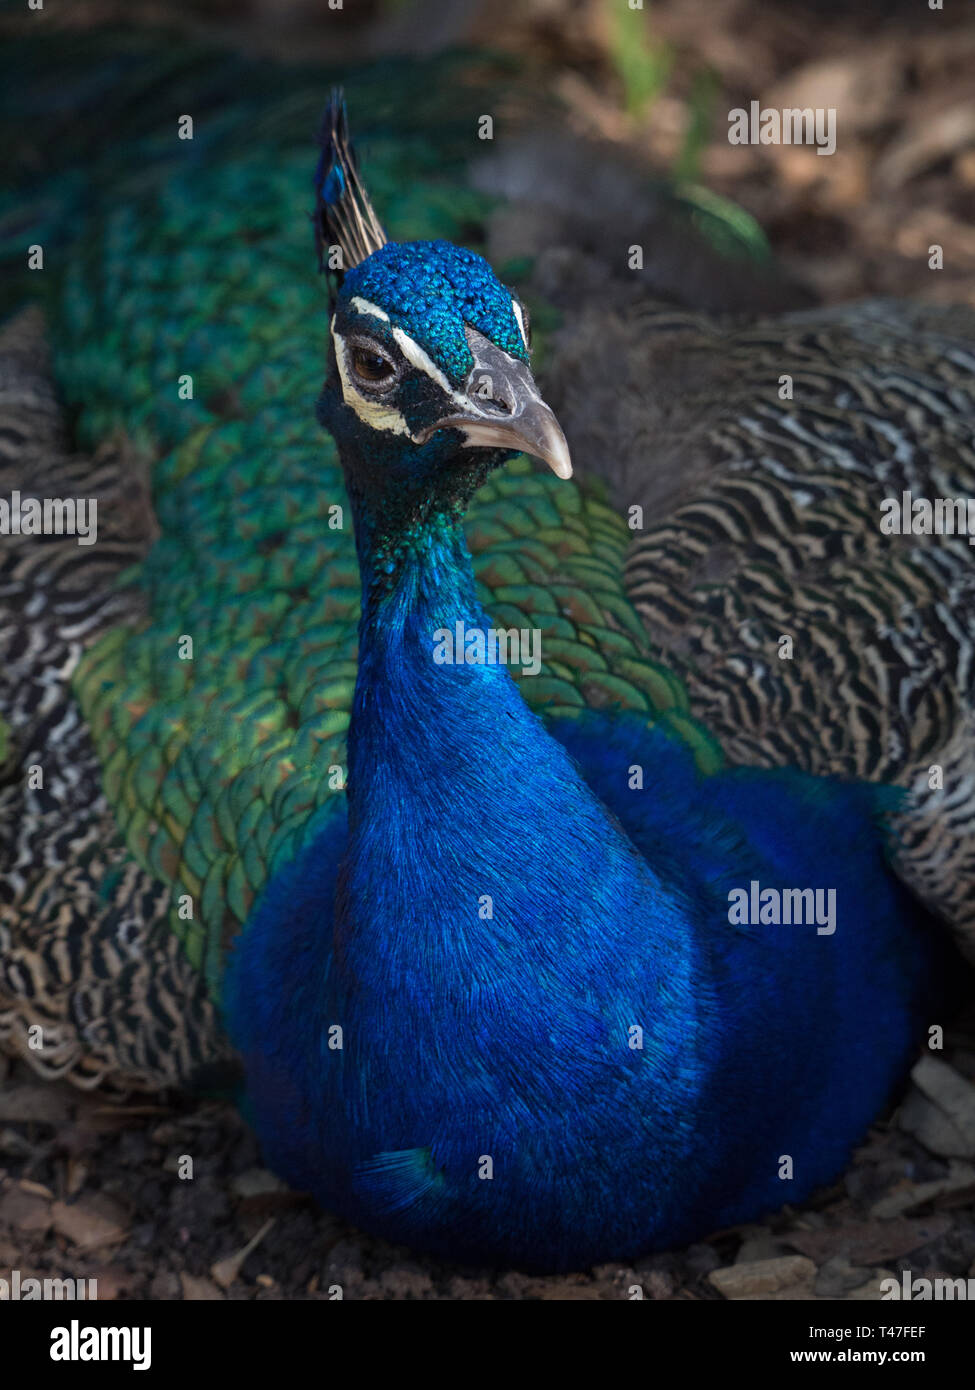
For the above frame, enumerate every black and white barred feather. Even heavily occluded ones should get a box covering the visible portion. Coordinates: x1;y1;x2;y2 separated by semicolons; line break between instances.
0;310;229;1090
546;295;975;952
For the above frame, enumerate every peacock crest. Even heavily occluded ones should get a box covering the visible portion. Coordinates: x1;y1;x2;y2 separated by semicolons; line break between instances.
314;88;387;304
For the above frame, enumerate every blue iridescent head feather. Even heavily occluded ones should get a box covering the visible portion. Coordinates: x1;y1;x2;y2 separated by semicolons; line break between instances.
341;240;528;384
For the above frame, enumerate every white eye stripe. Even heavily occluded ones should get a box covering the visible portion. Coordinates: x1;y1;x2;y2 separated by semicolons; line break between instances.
349;296;390;323
511;298;529;350
333;312;511;437
390;327;469;409
339;309;467;405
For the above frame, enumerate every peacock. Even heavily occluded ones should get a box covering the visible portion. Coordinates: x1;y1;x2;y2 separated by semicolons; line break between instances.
2;23;974;1273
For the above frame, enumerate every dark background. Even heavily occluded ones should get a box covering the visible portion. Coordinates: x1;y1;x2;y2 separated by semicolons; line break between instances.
14;0;975;305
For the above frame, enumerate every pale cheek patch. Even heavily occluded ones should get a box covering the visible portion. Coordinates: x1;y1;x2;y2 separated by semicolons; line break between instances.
331;323;411;438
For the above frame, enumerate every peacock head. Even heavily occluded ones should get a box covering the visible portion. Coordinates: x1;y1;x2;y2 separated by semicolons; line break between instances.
314;95;570;522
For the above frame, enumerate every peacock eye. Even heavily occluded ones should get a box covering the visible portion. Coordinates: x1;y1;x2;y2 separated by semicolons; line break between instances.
351;346;394;384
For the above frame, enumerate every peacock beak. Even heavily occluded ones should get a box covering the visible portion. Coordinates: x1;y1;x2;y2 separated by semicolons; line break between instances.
417;327;573;480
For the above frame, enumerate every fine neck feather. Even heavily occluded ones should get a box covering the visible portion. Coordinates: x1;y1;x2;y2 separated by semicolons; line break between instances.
335;457;684;1002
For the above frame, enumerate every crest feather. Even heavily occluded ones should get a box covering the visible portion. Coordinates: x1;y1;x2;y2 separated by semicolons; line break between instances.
315;89;387;302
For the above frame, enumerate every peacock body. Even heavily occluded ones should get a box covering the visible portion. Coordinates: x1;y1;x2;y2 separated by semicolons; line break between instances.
1;27;974;1271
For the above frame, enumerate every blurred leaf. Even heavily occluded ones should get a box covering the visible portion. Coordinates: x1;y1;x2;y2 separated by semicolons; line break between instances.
673;67;718;185
674;182;772;264
611;3;672;119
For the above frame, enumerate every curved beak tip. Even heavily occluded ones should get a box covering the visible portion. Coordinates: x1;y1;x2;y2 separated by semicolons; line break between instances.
438;404;573;482
540;428;573;481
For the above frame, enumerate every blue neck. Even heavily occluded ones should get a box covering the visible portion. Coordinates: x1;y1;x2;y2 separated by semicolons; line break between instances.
346;507;491;849
338;474;690;1000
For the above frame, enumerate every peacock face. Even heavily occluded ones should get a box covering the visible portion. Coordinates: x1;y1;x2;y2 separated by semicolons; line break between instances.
318;240;571;493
